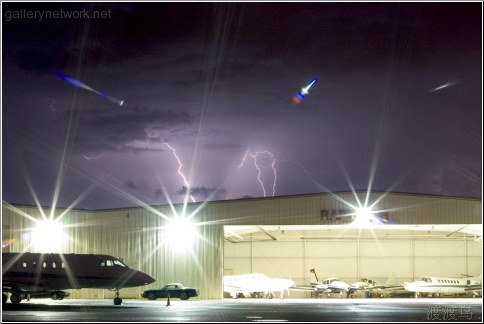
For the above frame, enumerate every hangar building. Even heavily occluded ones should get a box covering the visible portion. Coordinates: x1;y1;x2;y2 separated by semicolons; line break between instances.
2;191;482;300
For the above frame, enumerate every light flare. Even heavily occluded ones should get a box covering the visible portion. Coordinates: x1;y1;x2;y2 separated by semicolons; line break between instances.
55;72;125;107
292;78;317;105
31;219;65;253
164;216;198;254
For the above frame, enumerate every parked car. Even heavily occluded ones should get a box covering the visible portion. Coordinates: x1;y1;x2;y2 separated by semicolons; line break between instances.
141;283;199;300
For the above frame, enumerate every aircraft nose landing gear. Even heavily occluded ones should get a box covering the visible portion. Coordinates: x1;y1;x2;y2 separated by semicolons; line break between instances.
113;289;122;305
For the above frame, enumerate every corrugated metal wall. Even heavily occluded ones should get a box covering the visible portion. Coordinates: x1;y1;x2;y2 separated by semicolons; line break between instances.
2;204;223;300
2;192;481;300
203;191;481;225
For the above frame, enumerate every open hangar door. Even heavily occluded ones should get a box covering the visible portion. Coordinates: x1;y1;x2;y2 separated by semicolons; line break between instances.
223;224;482;298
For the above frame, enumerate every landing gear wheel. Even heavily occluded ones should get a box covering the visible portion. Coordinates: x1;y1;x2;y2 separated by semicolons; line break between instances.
113;289;122;305
10;293;21;304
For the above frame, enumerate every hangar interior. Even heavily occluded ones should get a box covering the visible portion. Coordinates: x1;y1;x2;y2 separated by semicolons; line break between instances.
223;224;482;298
2;191;482;300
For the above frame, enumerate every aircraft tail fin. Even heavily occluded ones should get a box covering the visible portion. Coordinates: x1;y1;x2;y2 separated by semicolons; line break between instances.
310;268;319;282
384;272;396;286
460;271;482;280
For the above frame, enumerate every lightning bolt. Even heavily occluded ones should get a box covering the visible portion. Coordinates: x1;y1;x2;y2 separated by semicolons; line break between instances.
164;143;195;202
238;149;277;197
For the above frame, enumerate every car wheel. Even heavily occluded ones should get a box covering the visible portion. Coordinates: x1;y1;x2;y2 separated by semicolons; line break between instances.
179;292;188;300
147;292;157;300
10;293;21;304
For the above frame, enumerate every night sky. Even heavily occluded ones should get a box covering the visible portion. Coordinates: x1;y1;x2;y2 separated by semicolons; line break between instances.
2;2;482;210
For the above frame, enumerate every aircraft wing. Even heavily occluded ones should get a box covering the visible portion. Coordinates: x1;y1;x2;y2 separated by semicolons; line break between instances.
2;282;71;302
223;283;243;291
288;284;316;292
365;284;401;291
291;283;343;294
377;285;415;298
464;285;482;291
2;282;49;293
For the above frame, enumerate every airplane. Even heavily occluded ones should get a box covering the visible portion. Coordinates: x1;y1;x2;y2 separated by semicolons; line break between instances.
404;274;482;298
2;252;155;305
309;268;351;297
350;273;413;298
223;273;295;299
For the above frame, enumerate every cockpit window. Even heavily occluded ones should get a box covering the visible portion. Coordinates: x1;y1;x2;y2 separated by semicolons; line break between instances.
100;259;127;267
422;277;431;283
113;260;127;267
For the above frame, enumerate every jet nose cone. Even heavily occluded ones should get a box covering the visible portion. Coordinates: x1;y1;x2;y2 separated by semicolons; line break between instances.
403;282;415;291
126;269;156;287
140;272;156;285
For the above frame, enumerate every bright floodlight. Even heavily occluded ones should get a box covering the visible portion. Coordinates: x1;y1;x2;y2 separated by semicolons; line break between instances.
32;219;65;253
352;206;375;227
165;217;197;254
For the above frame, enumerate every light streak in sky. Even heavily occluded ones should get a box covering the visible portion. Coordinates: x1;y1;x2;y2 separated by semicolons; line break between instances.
238;149;277;197
429;81;456;92
164;143;195;202
83;153;105;160
55;72;125;107
292;78;317;105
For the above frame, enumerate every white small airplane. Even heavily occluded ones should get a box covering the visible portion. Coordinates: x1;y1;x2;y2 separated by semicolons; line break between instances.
350;273;413;298
404;274;482;298
2;252;155;305
315;278;350;295
303;269;352;297
351;277;385;290
223;273;295;299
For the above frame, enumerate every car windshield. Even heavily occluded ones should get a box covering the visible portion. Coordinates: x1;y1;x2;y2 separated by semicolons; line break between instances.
163;284;184;289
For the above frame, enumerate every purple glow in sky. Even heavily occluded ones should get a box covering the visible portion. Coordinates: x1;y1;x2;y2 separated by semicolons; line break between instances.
2;2;482;209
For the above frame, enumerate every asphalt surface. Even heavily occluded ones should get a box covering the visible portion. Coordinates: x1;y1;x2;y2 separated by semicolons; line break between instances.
1;298;482;322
